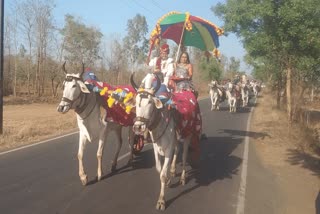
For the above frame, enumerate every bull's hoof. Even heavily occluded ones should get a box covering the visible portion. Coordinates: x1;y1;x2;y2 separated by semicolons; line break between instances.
127;158;133;166
80;176;88;186
111;164;117;173
156;199;166;211
97;175;102;181
170;171;176;178
180;177;186;186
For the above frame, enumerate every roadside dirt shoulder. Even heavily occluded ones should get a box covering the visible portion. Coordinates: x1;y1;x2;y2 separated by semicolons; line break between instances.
0;103;77;152
250;92;320;214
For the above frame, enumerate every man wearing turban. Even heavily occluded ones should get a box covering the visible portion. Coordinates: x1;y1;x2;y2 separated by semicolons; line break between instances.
143;43;174;89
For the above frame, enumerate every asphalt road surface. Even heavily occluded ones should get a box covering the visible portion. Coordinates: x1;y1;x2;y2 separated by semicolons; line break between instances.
0;97;279;214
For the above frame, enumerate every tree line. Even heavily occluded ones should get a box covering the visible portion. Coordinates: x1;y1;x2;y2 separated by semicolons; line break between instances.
213;0;320;122
3;0;245;100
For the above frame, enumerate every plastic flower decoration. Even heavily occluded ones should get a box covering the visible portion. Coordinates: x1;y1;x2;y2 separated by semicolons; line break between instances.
185;12;192;31
100;87;109;96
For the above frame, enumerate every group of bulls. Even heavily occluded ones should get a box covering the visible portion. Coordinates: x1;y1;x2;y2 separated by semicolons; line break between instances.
208;79;260;112
57;66;202;211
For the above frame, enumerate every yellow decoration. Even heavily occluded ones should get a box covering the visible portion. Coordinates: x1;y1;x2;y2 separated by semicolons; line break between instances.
107;97;116;108
123;92;133;104
185;12;192;31
125;105;133;114
193;14;224;36
213;48;221;58
100;87;108;96
149;11;180;46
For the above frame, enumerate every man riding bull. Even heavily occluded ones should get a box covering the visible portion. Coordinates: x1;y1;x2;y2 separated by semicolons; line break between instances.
143;43;174;88
140;44;202;166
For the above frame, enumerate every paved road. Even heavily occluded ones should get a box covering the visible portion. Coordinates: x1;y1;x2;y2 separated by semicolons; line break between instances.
0;98;276;214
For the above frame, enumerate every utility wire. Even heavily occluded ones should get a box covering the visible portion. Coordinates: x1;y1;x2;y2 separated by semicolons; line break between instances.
151;0;165;12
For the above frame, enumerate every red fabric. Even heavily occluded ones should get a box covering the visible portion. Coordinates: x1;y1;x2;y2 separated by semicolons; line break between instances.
172;91;202;139
160;43;169;53
104;83;136;126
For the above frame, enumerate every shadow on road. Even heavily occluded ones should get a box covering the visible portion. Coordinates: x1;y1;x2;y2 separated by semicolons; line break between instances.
211;106;252;113
105;148;155;179
219;129;271;140
286;149;320;178
166;136;243;207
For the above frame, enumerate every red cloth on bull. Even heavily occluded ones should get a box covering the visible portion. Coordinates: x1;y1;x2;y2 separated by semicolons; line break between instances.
85;78;136;126
172;91;202;139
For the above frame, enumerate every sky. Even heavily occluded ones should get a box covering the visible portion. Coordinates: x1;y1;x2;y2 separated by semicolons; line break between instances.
22;0;249;71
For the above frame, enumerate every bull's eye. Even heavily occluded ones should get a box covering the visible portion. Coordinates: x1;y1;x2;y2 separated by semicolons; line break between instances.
65;76;73;82
72;85;77;88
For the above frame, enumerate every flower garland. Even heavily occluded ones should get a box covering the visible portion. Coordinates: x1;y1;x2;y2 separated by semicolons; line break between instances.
99;87;135;114
193;15;224;36
213;48;221;58
149;11;180;46
185;12;192;31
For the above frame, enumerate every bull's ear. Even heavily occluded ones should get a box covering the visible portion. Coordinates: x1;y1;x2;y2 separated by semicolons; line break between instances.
77;80;90;93
153;97;163;109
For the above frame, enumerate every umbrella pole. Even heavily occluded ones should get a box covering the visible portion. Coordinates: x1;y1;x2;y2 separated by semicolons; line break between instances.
175;21;186;62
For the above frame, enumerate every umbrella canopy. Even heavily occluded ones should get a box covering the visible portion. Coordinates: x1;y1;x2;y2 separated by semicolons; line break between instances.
150;11;224;57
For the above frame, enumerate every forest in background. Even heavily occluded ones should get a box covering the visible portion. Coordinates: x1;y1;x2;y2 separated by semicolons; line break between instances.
3;0;320;125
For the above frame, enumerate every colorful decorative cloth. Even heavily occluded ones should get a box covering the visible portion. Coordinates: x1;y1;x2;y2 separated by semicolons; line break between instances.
171;90;202;139
84;78;136;126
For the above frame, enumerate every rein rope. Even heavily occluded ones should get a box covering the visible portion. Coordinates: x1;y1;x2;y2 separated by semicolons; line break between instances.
150;109;172;143
61;77;97;120
135;91;172;143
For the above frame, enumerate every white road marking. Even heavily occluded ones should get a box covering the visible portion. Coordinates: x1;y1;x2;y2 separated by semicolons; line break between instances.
236;99;256;214
0;131;79;156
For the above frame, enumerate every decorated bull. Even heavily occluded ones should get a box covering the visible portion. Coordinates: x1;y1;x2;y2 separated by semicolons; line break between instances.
208;80;226;111
130;73;201;210
240;81;250;107
226;82;241;112
57;62;136;185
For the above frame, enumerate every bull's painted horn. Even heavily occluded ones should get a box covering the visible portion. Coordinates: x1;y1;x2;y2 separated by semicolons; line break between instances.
130;73;139;91
62;61;67;74
153;74;161;94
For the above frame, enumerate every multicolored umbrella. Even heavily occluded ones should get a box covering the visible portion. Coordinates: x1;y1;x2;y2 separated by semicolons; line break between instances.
149;11;224;58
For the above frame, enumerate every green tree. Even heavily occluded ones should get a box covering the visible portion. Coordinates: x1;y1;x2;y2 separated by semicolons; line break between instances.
213;0;320;122
198;56;223;81
123;14;149;67
61;15;103;67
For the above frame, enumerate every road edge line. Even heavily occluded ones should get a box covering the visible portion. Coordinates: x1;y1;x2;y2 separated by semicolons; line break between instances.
0;131;79;156
236;99;256;214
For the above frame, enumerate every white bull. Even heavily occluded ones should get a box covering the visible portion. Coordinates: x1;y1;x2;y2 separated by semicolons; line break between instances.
131;73;190;210
240;83;250;107
208;80;223;111
226;82;238;112
57;63;134;185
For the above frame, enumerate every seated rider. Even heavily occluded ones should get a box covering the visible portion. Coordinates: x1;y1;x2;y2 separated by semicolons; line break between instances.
170;51;197;97
142;43;174;89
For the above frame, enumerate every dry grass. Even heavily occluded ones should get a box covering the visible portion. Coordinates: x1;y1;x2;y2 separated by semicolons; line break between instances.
250;89;320;214
0;103;77;152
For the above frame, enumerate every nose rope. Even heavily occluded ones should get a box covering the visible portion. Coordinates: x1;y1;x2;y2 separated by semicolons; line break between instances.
60;80;96;119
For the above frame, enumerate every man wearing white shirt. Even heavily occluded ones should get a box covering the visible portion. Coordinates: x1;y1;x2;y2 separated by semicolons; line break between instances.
143;43;174;89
